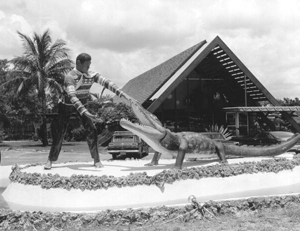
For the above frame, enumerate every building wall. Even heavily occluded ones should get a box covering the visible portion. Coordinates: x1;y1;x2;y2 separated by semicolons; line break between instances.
154;73;228;132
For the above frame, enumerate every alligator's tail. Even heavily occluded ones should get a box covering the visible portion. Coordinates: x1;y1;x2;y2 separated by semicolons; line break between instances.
224;133;300;157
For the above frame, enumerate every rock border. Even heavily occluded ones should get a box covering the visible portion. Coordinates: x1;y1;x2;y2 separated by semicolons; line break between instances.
8;155;300;191
2;155;300;229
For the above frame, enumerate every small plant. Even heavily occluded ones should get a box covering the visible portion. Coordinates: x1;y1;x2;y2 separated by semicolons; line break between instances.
206;124;232;140
71;125;86;141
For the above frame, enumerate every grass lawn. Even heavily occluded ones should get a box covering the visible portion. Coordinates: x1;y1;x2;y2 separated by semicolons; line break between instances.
117;207;300;231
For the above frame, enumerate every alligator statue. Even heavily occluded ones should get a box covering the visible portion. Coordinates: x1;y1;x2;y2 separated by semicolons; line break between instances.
120;100;300;169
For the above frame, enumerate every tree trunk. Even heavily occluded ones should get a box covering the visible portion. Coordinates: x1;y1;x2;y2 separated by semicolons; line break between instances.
41;97;48;146
41;116;48;146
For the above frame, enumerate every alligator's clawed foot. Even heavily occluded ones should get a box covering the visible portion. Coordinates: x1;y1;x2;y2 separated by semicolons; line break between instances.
144;152;161;166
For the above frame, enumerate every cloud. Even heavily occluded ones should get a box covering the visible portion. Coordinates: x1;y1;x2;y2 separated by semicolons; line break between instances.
1;0;300;99
0;0;27;14
64;0;199;52
203;0;300;37
0;12;33;59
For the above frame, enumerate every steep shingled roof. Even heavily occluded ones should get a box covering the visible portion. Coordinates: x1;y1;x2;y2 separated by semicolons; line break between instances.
114;40;206;105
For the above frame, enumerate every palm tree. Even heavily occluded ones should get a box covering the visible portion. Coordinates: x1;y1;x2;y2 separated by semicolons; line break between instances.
1;29;73;146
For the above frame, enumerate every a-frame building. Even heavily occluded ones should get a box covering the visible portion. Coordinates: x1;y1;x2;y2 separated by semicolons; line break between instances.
115;36;300;136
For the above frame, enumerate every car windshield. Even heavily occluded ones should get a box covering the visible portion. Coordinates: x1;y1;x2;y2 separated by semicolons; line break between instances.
270;132;293;139
113;135;134;141
256;133;274;139
254;131;294;141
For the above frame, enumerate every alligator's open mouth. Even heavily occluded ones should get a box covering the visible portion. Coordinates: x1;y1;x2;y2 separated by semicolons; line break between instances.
120;119;163;136
129;100;165;133
120;100;176;153
120;118;166;151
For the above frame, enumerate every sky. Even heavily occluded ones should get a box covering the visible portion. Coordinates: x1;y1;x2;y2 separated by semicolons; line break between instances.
1;0;300;99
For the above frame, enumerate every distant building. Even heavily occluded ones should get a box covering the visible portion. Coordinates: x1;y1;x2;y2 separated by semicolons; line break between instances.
115;36;300;136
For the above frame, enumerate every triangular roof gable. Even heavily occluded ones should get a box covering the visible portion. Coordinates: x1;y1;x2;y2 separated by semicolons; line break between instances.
147;35;279;112
114;36;288;112
115;36;276;112
212;36;276;104
113;40;206;105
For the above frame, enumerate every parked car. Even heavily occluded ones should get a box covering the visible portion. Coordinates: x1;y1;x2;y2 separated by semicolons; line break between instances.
107;131;149;159
232;131;300;153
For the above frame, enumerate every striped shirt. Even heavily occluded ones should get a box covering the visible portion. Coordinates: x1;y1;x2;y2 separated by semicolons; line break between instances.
64;68;124;115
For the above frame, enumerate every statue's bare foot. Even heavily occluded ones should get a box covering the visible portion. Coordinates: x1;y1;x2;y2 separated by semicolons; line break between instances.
144;162;158;166
94;161;104;168
44;160;52;170
173;165;183;170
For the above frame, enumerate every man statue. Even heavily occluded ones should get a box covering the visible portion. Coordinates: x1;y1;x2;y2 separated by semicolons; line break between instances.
44;53;133;170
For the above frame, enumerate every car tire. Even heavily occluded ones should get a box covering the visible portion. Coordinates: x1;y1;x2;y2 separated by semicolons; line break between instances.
138;151;143;159
112;154;117;160
141;145;149;158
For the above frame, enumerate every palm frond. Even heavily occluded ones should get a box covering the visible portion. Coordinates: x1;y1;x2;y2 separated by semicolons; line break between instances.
49;40;70;56
37;29;52;51
0;77;26;93
5;29;72;104
47;59;73;74
17;31;38;57
47;73;64;85
17;78;36;96
46;48;72;71
48;79;63;94
35;30;52;67
10;57;32;72
35;71;47;97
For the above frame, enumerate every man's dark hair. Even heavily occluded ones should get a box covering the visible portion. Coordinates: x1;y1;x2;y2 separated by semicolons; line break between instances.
76;53;91;63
